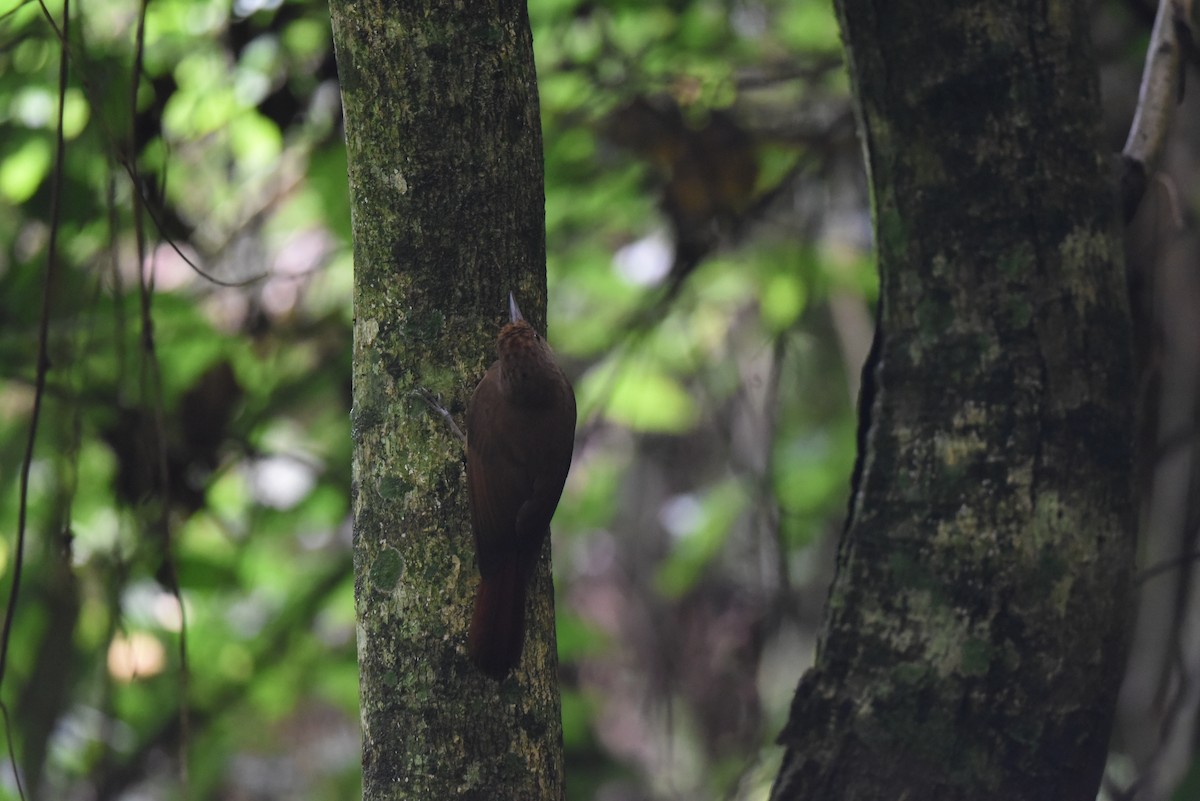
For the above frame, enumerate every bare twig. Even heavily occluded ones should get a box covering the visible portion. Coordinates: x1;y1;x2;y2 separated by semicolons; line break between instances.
93;557;352;801
1122;0;1190;220
413;389;467;444
35;0;266;289
1137;547;1200;585
0;3;72;799
125;1;190;792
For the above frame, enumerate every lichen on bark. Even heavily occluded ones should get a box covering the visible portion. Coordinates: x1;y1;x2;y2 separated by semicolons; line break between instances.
771;2;1135;800
331;1;565;799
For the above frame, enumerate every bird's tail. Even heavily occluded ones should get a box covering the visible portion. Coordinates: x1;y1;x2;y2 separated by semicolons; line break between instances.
467;560;527;680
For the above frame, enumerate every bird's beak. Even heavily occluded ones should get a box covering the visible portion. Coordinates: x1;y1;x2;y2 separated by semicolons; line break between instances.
508;292;524;324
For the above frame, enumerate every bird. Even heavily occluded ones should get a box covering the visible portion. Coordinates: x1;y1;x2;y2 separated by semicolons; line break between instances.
465;293;576;679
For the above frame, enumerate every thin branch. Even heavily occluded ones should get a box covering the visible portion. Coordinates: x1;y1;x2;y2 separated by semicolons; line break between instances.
0;706;25;801
413;388;467;444
1137;547;1200;585
36;0;266;289
0;2;72;798
126;0;191;792
1121;0;1190;220
92;557;352;801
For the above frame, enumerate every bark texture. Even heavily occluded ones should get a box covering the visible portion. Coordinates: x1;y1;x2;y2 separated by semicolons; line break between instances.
772;2;1135;800
330;1;564;799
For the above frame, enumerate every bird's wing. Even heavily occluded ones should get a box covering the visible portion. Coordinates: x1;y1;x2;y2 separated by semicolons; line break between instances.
466;365;534;579
513;384;576;547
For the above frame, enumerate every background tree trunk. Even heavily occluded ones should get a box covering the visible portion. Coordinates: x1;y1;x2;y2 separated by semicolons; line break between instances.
771;2;1135;799
330;1;565;799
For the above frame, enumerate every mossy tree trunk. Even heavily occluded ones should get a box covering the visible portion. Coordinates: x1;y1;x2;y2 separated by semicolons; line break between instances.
771;2;1134;799
329;1;564;799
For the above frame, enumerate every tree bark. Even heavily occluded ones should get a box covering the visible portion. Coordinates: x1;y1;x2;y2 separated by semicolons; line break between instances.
771;2;1135;799
329;2;564;799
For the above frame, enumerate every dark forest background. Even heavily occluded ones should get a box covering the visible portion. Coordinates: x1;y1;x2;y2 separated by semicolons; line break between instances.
0;0;1196;799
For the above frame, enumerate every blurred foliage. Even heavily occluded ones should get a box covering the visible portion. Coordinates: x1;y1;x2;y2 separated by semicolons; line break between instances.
1;0;1191;798
0;0;891;799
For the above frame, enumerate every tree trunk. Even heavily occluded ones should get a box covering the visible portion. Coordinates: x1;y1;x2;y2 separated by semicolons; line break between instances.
771;2;1135;799
329;1;564;799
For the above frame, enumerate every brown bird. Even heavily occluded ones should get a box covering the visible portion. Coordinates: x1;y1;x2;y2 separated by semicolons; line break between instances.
466;293;576;679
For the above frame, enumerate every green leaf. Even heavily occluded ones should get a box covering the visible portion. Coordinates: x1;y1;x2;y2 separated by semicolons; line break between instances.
760;272;807;332
580;358;698;433
655;480;747;597
778;0;841;52
230;111;283;172
0;135;51;203
773;432;849;516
